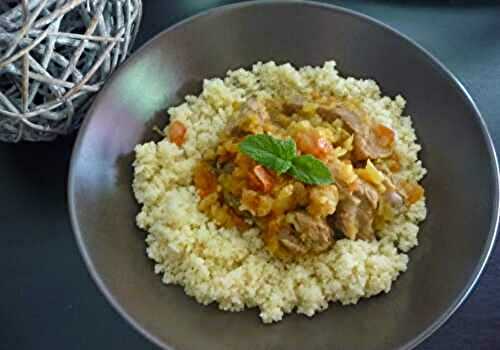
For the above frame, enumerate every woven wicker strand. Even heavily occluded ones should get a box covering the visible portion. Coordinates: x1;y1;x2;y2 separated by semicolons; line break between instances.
0;0;142;142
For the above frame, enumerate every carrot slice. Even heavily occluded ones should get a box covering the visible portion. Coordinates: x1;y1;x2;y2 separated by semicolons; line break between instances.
295;131;332;159
169;120;187;146
373;124;395;148
193;162;218;198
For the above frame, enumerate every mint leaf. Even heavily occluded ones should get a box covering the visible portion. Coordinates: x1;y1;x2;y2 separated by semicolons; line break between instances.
289;155;333;185
239;134;295;174
238;134;333;185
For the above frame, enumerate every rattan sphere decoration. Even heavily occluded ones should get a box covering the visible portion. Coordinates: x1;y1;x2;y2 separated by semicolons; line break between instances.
0;0;142;142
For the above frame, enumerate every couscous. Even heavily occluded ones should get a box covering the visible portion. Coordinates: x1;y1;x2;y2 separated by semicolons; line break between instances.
132;61;427;323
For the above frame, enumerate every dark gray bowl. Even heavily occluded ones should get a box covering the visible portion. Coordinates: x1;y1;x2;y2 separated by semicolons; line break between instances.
68;1;499;349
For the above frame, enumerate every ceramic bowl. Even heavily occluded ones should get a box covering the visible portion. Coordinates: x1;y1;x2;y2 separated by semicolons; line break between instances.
68;2;499;349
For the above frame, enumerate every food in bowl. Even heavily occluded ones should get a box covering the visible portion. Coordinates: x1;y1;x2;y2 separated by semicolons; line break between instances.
132;61;427;323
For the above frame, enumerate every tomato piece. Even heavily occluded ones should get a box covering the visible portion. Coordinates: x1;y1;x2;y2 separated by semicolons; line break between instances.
169;120;187;146
248;165;274;193
295;131;332;158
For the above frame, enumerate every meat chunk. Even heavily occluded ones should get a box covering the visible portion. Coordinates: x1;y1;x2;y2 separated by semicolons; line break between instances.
355;180;379;209
263;217;307;258
318;105;364;130
282;95;306;115
264;211;334;257
279;234;307;255
384;189;404;209
288;211;334;253
332;159;406;237
318;104;395;160
352;131;393;161
334;179;379;240
375;189;405;224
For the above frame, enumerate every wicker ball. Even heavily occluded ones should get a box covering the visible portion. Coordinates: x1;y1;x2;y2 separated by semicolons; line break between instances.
0;0;142;142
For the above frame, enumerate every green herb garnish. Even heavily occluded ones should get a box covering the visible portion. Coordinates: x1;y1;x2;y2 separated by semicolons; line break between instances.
288;155;333;185
239;134;333;185
239;134;295;174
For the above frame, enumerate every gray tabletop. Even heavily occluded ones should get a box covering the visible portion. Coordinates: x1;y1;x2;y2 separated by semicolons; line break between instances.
1;1;499;349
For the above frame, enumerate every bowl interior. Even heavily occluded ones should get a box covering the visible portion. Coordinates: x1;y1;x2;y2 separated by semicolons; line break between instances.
69;2;499;350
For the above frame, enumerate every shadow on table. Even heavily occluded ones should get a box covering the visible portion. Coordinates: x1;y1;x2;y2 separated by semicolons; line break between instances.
1;134;76;200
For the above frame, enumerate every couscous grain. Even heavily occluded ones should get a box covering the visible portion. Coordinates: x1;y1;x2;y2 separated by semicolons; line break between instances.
133;61;427;323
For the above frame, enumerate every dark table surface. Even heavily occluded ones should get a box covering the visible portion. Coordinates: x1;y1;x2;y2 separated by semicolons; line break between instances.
1;1;499;349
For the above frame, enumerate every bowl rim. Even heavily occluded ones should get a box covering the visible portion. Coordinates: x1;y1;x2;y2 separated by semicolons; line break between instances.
68;1;500;349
